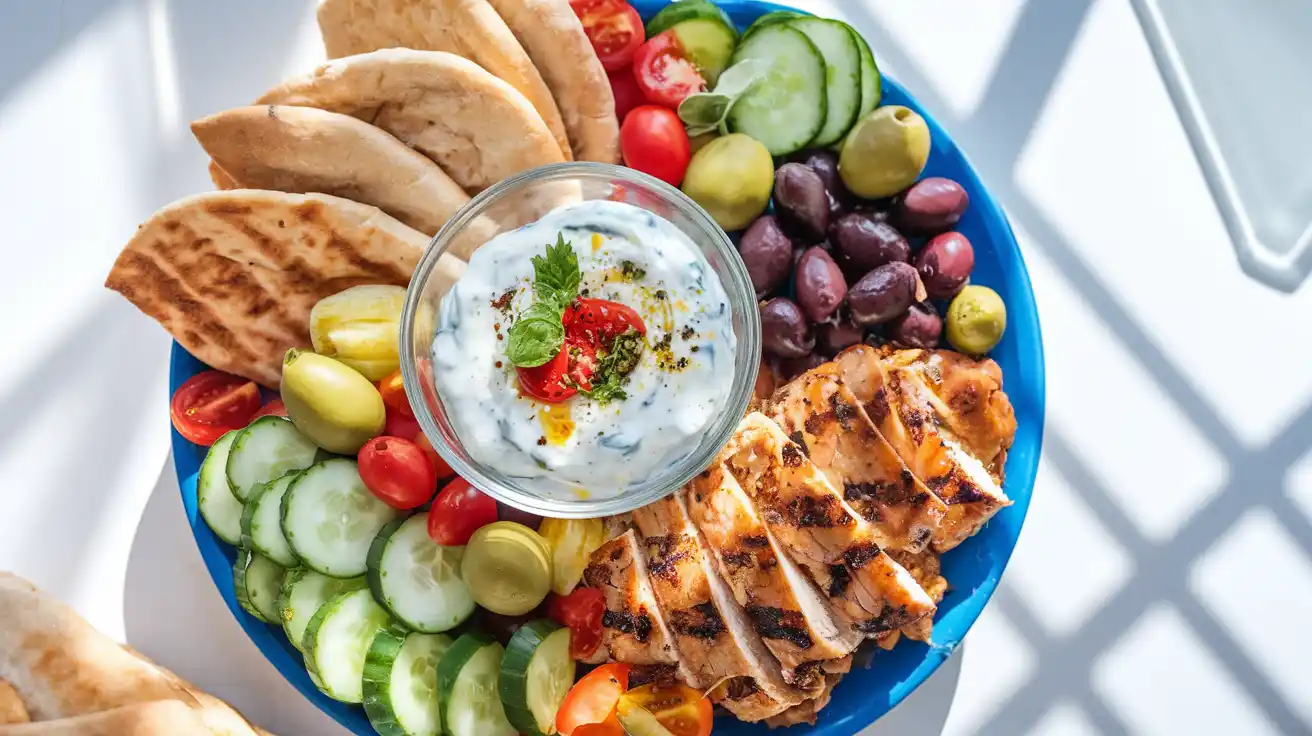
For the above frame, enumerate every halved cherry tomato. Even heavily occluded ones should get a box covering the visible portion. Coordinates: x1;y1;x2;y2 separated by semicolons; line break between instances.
556;662;632;736
384;409;421;442
608;66;645;124
633;31;705;109
517;338;596;403
427;477;499;545
572;718;624;736
548;587;606;660
618;684;713;736
170;371;262;446
620;106;691;186
570;0;644;71
358;436;437;510
252;398;287;419
377;369;414;419
566;298;648;345
414;432;455;479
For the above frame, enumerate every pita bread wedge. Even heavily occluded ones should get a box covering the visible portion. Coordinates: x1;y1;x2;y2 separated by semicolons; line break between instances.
257;49;563;194
105;189;465;388
209;161;239;190
316;0;572;160
484;0;619;163
0;701;209;736
0;681;27;725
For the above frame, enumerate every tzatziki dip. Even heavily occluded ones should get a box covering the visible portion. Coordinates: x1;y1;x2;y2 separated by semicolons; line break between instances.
431;199;737;500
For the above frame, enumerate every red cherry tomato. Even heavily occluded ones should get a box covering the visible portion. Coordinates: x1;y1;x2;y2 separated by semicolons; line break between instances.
384;409;421;442
516;338;597;403
252;398;287;419
607;66;645;124
377;369;414;419
572;720;624;736
556;662;631;736
170;371;262;446
427;477;499;545
414;433;455;480
548;587;606;660
565;298;648;345
569;0;644;71
633;31;705;109
620;106;691;186
358;436;437;510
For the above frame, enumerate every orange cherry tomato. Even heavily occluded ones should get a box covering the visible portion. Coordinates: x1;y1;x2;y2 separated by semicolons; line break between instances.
378;369;414;418
170;371;262;446
414;432;454;479
619;684;713;736
572;717;625;736
556;663;631;736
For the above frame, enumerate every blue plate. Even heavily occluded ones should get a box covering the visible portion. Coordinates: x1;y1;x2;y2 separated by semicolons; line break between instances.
169;1;1046;733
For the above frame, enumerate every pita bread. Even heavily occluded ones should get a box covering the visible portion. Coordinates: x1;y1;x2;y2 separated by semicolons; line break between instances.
105;189;465;387
257;49;564;194
316;0;572;160
0;701;208;736
209;161;239;190
484;0;619;163
0;681;27;725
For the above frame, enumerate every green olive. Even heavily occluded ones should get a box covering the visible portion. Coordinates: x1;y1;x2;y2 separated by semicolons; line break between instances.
280;348;386;454
946;285;1007;355
681;133;774;231
839;106;931;199
462;521;552;616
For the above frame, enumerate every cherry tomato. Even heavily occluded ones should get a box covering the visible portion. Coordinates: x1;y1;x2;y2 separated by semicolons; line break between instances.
170;371;262;446
572;719;624;736
384;409;421;442
556;662;632;736
377;369;414;419
427;477;499;545
633;31;705;109
252;398;287;419
620;106;691;186
516;338;596;403
566;298;648;345
548;587;606;660
569;0;644;71
358;436;437;510
608;66;645;124
414;433;455;479
619;684;713;736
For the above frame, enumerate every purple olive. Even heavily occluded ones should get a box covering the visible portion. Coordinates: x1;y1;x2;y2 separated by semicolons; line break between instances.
776;353;828;380
915;231;975;299
773;163;830;243
797;149;849;199
760;298;815;358
496;501;543;531
738;215;794;296
895;177;969;234
794;247;848;323
849;262;919;326
831;213;911;278
817;317;867;356
889;302;943;348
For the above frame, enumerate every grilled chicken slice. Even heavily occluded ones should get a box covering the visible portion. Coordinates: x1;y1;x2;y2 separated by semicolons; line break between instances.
721;413;937;638
764;673;845;729
684;466;860;688
765;366;947;553
835;346;1012;552
632;494;807;721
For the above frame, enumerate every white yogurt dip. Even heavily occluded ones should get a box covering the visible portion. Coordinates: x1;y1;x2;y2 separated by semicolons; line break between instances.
431;200;737;500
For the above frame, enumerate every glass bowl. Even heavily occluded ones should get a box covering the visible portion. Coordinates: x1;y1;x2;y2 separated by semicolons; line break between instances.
399;162;761;518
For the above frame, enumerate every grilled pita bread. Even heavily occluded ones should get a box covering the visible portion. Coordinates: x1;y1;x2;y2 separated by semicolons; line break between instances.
257;49;564;194
0;701;209;735
0;681;26;725
316;0;572;161
484;0;619;164
105;189;465;388
209;161;239;190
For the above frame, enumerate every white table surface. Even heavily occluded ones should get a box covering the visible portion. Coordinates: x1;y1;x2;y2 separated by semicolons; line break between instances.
2;1;1310;734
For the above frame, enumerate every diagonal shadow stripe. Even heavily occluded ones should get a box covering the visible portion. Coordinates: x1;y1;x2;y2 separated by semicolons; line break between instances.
1041;430;1154;559
1271;495;1312;559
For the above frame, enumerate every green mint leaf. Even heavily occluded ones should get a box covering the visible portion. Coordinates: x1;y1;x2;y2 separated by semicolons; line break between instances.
712;58;768;98
678;93;730;128
506;304;566;368
531;234;581;310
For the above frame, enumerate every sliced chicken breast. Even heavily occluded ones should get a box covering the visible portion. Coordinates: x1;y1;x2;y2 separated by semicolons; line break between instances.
684;466;860;689
721;413;936;637
765;366;947;553
764;673;845;729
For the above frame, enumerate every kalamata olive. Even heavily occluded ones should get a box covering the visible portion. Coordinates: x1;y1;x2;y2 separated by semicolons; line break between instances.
817;317;867;356
776;353;828;380
895;177;969;234
773;163;830;242
738;215;794;296
914;231;975;299
889;302;943;348
848;261;918;326
474;607;541;645
760;298;815;358
796;149;849;198
831;213;911;278
794;247;848;323
496;501;543;531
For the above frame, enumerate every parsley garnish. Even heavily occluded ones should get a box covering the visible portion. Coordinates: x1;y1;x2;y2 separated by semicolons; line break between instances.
506;235;580;368
577;328;644;405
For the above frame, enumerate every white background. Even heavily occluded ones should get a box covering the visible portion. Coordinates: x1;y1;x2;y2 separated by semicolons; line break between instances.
1;0;1310;734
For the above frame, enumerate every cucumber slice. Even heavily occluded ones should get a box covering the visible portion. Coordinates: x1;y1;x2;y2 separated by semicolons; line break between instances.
242;472;300;567
279;567;367;652
304;588;393;703
234;549;285;624
499;621;574;736
645;0;731;37
367;515;476;633
226;416;318;502
282;458;401;578
437;633;516;736
849;24;881;120
742;9;803;38
785;17;863;147
646;1;737;86
198;430;244;545
726;25;826;156
364;630;452;736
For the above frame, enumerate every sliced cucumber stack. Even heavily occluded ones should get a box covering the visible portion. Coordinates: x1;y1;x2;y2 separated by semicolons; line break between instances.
241;472;300;567
304;588;393;704
198;430;244;545
279;567;367;652
644;0;737;85
437;633;517;736
499;621;574;736
234;548;285;624
849;24;882;120
282;458;401;578
742;9;803;37
367;515;476;633
364;630;452;736
226;416;318;502
726;24;827;155
786;17;863;147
